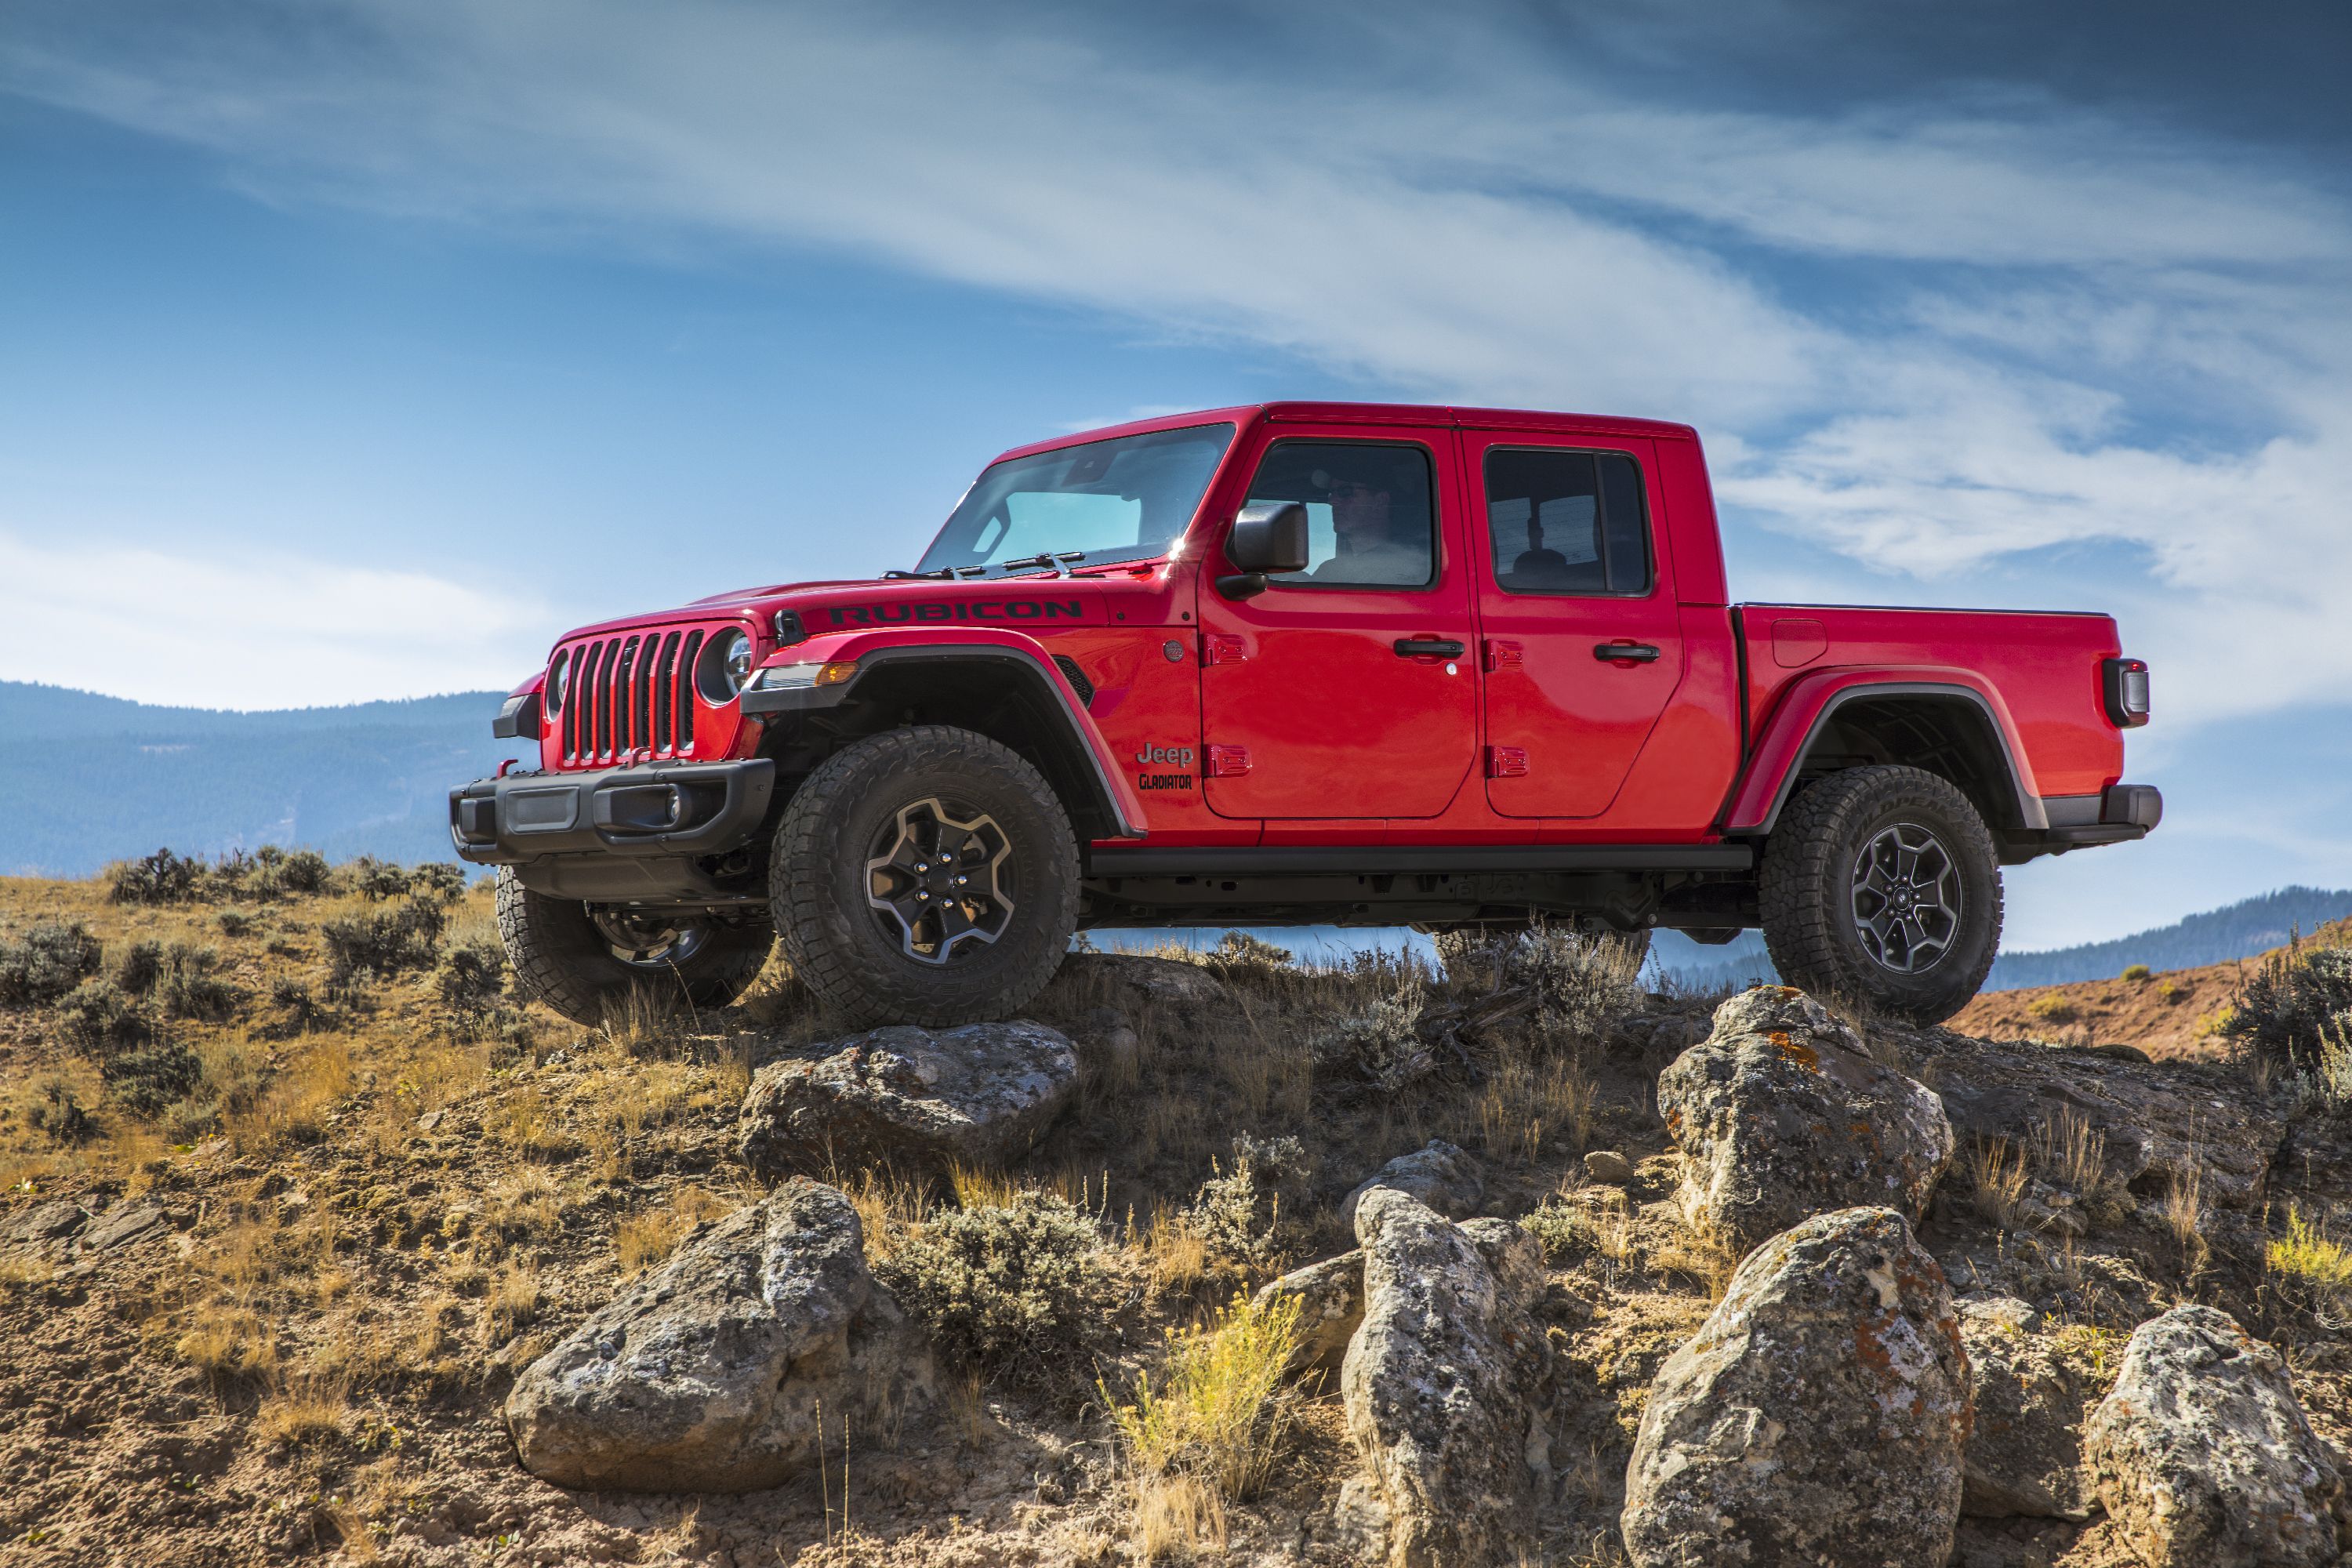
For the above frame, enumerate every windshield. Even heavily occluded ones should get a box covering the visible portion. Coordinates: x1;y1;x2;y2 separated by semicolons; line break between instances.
914;423;1235;577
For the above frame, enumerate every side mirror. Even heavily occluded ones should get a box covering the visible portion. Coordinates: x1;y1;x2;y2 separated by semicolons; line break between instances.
1218;502;1310;599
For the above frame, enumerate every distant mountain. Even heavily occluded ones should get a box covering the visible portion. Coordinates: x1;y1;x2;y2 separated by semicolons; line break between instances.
1647;885;2352;995
0;681;531;877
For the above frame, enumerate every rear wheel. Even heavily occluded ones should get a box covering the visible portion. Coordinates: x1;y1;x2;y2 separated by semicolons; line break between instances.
771;725;1079;1028
1758;764;2001;1024
494;869;774;1025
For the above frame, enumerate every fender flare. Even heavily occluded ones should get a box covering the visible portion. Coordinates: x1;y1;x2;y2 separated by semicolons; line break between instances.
1724;668;2045;835
742;628;1150;840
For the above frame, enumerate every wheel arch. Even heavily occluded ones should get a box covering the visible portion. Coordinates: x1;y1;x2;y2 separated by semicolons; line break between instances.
757;644;1148;844
1730;675;2045;837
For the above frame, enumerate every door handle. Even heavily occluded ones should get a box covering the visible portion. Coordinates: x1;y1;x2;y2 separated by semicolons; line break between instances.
1592;642;1661;663
1395;638;1466;659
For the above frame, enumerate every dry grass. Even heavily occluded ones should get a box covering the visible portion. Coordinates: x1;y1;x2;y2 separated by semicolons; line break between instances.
616;1186;736;1276
176;1301;277;1378
2027;1106;2110;1196
1969;1137;2030;1229
1136;1204;1210;1295
487;1260;542;1342
1131;1472;1227;1564
2165;1162;2209;1272
253;1369;349;1446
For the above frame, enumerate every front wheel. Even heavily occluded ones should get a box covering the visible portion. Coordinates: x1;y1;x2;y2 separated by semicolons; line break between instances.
493;869;775;1025
1758;765;2002;1025
771;725;1080;1028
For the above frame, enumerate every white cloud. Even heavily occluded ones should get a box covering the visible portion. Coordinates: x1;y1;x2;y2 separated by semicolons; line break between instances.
0;528;554;710
5;0;2349;730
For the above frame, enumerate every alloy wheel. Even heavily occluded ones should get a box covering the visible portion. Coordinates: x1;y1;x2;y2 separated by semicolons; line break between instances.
1849;822;1962;974
864;797;1016;965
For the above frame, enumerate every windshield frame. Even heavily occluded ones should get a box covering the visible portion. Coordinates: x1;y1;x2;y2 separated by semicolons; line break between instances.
912;419;1240;579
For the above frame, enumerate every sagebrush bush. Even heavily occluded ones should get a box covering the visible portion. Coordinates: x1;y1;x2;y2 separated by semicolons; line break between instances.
29;1078;96;1145
102;1039;206;1116
1201;931;1292;980
0;921;104;1006
2224;945;2352;1075
322;898;447;983
115;939;165;995
1192;1133;1309;1269
874;1192;1105;1373
160;943;241;1022
58;978;154;1056
1311;971;1432;1090
437;938;507;1011
108;848;205;906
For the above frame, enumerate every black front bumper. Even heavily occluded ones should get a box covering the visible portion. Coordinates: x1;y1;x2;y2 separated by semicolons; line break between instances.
450;759;775;899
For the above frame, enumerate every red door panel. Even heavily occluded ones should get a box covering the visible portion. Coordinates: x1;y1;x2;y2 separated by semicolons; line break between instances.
1196;426;1478;820
1468;434;1685;818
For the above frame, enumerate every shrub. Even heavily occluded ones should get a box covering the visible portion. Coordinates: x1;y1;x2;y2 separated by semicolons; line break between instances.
241;845;331;900
344;856;415;902
58;979;153;1056
2270;1207;2352;1323
1102;1292;1305;1502
0;921;103;1006
437;938;508;1011
160;944;241;1022
322;898;447;983
1192;1134;1309;1270
408;862;466;902
1312;971;1432;1090
108;848;205;905
29;1077;96;1145
1202;931;1292;979
102;1039;206;1116
115;940;165;995
269;977;331;1034
217;910;255;938
874;1191;1105;1373
2223;945;2352;1075
2027;993;2079;1025
2122;964;2153;983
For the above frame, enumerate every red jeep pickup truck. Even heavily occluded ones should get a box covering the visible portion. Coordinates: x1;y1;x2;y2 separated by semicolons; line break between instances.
452;401;2158;1028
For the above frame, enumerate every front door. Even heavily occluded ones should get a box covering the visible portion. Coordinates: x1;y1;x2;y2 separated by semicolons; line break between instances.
1467;433;1685;818
1196;428;1478;820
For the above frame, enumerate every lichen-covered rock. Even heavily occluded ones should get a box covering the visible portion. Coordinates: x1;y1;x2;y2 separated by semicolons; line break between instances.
1341;1188;1552;1567
2082;1304;2341;1566
1621;1206;1969;1568
1958;1297;2090;1520
1657;986;1954;1254
1338;1139;1484;1229
738;1020;1076;1178
1260;1250;1363;1375
506;1179;933;1493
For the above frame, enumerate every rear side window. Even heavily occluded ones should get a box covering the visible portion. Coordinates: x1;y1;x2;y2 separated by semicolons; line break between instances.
1245;441;1437;590
1483;448;1653;596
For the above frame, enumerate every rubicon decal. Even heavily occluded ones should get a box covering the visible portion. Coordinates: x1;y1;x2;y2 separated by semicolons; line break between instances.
825;599;1084;626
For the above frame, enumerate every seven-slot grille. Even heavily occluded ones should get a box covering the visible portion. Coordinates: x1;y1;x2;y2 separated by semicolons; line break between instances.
555;626;713;766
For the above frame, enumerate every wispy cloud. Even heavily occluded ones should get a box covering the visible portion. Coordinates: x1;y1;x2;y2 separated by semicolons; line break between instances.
0;527;550;710
6;0;2347;724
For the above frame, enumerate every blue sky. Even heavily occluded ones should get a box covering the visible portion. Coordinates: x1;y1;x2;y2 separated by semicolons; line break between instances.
4;0;2350;950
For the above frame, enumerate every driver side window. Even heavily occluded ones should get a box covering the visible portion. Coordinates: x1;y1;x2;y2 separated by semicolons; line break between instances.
1245;441;1436;589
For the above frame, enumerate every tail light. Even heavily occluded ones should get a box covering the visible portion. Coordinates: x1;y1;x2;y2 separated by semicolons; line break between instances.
2103;658;2151;728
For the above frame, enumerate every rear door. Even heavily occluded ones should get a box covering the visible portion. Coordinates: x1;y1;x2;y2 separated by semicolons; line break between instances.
1465;432;1684;818
1196;425;1478;819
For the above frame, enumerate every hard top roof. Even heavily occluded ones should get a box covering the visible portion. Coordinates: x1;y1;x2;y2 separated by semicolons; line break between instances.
990;401;1697;465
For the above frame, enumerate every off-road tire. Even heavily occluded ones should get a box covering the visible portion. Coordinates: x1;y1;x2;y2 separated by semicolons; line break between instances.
1759;764;2002;1025
772;724;1079;1028
493;868;774;1025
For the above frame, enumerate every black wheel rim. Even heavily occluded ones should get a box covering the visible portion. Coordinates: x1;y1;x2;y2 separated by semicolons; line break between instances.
1849;822;1962;975
589;909;713;969
864;797;1016;966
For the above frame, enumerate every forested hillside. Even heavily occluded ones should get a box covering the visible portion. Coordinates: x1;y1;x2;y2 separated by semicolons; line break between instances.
0;681;529;876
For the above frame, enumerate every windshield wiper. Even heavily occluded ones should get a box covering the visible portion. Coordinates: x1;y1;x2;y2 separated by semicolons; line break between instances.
884;568;955;580
996;551;1089;577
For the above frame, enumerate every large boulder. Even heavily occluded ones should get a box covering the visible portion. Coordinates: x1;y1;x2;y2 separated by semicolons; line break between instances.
2082;1304;2342;1566
1621;1206;1970;1568
506;1179;934;1493
1259;1250;1363;1377
1958;1297;2091;1520
1657;987;1954;1255
1338;1138;1485;1229
738;1020;1077;1178
1907;1033;2279;1212
1339;1188;1552;1567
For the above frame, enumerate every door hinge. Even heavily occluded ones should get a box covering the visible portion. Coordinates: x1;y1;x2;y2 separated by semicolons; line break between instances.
1207;745;1253;778
1201;633;1248;666
1486;745;1529;779
1483;639;1523;673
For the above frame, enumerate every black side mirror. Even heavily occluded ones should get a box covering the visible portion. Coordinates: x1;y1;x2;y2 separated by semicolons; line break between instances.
1218;501;1310;599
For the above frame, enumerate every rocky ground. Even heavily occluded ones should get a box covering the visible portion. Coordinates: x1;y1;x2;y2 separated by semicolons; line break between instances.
6;855;2352;1566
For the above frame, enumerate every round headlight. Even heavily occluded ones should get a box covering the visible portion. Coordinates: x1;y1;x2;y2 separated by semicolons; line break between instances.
546;650;570;713
697;628;756;704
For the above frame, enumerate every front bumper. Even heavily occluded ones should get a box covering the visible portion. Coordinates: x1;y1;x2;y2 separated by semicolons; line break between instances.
449;758;775;866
